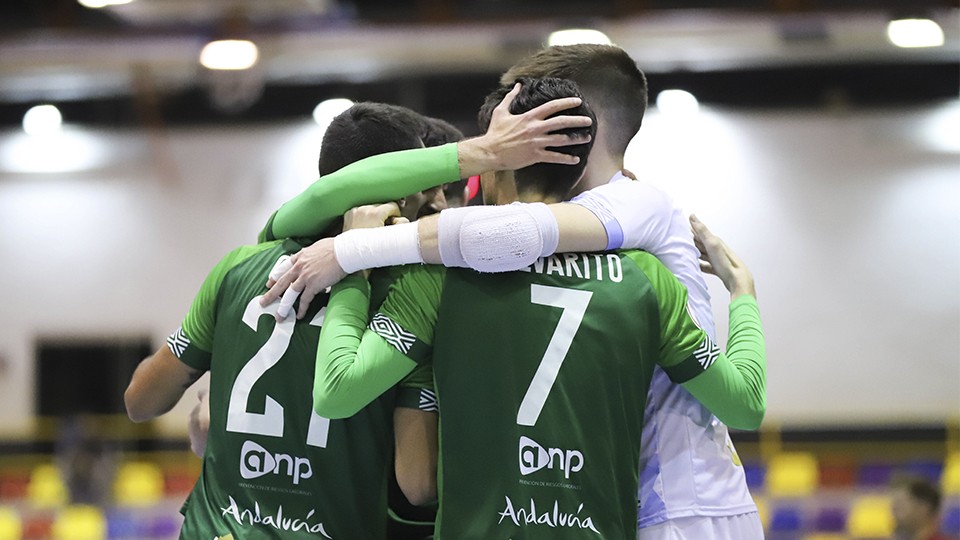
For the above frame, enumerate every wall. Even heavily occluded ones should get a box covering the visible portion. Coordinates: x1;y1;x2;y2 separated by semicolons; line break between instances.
0;102;957;436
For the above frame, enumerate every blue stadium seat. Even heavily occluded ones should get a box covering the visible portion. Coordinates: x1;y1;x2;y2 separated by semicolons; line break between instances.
105;509;139;540
901;460;943;484
744;462;766;490
769;505;806;532
813;506;847;532
942;504;960;535
857;462;894;488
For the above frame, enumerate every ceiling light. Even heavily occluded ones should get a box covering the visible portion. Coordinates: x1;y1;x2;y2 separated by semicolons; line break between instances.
199;40;259;71
22;105;63;136
1;131;107;173
77;0;133;8
313;98;354;130
548;29;612;47
656;90;699;117
886;19;945;48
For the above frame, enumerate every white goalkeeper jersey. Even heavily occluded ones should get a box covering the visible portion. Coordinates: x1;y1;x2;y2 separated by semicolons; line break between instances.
571;172;757;527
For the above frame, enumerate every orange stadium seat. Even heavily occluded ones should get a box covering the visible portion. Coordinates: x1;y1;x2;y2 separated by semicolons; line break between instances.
767;452;819;497
0;471;29;502
21;515;53;540
818;456;857;488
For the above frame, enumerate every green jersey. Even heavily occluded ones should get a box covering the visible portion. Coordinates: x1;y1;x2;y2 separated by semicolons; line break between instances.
170;239;405;539
369;251;728;539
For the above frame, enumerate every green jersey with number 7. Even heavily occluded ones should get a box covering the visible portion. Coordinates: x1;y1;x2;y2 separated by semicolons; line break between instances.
370;249;735;539
170;239;398;539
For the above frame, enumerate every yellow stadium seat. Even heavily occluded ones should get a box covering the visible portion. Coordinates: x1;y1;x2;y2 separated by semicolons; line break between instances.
51;505;106;540
0;507;22;540
804;535;850;540
943;452;960;496
847;495;894;538
113;462;163;507
766;452;819;497
26;464;67;508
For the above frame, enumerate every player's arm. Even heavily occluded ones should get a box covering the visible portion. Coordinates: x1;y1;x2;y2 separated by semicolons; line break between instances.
187;388;211;457
313;264;442;419
393;363;439;505
260;83;592;242
261;179;680;318
125;296;215;423
124;345;204;422
261;202;608;318
125;244;264;422
645;220;766;430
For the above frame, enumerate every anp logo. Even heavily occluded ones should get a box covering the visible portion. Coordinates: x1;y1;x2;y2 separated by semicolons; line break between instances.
518;436;583;479
240;440;313;485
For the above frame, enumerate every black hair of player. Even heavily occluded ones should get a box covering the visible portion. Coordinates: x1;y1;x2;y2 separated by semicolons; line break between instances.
318;102;425;176
477;77;597;202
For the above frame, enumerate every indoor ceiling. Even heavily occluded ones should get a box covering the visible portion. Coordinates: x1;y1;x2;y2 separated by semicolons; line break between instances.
0;0;956;129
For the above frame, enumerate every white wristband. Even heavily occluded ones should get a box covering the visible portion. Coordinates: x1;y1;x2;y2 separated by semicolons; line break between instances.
333;222;423;274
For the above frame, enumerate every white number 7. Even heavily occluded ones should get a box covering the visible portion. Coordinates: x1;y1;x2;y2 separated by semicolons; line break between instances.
516;285;593;427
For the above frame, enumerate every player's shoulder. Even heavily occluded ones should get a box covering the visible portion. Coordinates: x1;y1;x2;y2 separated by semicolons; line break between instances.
598;173;676;203
219;239;287;266
618;248;667;271
618;249;683;290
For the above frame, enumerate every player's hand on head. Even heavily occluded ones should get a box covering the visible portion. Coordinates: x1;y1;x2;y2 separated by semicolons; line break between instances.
343;202;402;232
260;237;346;320
690;214;756;300
474;82;593;171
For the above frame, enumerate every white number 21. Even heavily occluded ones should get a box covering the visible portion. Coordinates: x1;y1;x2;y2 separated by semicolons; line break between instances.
516;285;593;427
226;296;330;448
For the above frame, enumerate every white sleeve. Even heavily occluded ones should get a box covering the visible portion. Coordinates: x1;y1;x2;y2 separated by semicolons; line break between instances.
572;179;718;338
569;180;675;252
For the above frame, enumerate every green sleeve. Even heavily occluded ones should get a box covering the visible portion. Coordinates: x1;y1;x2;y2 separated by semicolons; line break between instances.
680;295;766;430
175;241;282;370
312;274;419;419
261;144;461;241
627;250;766;430
374;265;445;350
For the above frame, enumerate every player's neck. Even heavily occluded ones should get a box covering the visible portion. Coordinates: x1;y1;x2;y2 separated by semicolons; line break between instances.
504;191;562;205
569;151;622;197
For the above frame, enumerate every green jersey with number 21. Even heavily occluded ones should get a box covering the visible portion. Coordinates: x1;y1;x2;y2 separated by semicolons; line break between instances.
171;239;396;539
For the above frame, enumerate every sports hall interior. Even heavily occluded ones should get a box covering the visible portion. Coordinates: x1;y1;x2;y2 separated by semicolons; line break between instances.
0;0;957;538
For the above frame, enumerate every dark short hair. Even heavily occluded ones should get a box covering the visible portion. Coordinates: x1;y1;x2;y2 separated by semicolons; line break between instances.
318;102;425;176
477;77;597;202
420;116;464;148
892;474;942;514
419;116;469;206
500;44;646;157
